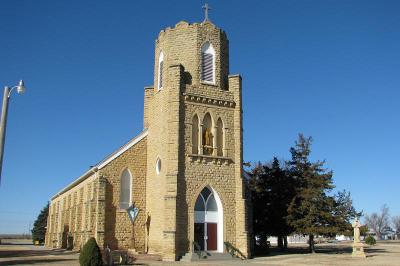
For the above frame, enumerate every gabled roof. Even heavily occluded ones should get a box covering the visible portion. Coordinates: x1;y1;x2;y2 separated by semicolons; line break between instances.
51;129;148;200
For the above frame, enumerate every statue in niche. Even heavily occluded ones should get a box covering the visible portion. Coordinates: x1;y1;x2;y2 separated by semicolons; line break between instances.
203;128;213;155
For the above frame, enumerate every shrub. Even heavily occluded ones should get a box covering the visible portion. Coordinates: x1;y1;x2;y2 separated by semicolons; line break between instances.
365;235;376;245
79;238;103;266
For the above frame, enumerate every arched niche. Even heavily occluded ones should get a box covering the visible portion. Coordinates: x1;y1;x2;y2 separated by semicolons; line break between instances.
192;114;199;154
202;113;214;155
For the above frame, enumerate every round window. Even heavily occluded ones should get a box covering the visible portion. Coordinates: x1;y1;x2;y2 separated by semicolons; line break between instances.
156;157;161;175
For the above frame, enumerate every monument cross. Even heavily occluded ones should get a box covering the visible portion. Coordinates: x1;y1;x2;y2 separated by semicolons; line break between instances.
202;3;211;21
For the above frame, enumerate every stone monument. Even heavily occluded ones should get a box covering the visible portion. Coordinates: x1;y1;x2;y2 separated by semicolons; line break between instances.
352;218;366;258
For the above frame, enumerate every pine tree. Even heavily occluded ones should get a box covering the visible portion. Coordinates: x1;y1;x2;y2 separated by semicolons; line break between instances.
79;237;103;266
249;158;295;252
286;134;335;253
32;202;49;244
248;162;269;251
333;190;361;236
264;158;295;249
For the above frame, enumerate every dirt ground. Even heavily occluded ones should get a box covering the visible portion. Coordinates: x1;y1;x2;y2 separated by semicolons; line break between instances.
0;239;399;265
0;239;78;265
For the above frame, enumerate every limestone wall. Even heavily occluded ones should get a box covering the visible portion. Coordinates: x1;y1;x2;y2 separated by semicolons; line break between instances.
99;137;147;252
45;136;148;252
45;172;98;250
154;21;229;92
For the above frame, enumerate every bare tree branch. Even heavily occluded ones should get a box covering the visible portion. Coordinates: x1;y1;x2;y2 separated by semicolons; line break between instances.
392;216;400;234
364;204;390;240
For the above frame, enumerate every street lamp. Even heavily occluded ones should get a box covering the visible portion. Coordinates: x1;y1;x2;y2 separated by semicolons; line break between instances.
0;80;26;184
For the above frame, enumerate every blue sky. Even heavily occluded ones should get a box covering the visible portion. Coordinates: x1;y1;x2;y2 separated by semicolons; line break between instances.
0;0;399;234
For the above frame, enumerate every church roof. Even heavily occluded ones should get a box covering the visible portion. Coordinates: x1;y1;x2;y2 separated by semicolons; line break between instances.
51;129;148;200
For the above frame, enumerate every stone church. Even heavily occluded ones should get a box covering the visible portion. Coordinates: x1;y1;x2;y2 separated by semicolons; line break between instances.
45;18;251;261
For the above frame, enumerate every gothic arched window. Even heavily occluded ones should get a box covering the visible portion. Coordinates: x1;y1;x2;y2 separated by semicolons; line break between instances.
119;169;132;209
158;51;164;90
192;114;199;154
201;42;215;84
216;118;224;156
195;187;217;212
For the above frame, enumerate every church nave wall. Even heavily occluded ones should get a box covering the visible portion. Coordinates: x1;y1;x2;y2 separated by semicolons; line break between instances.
45;173;98;250
99;137;147;252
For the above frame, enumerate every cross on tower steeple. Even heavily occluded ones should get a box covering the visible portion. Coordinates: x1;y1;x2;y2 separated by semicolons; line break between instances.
202;3;211;22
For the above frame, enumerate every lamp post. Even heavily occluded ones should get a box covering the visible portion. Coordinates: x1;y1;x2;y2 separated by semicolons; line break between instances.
0;80;26;184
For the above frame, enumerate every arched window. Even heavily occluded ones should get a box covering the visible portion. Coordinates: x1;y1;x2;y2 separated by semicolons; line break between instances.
216;118;224;156
158;51;164;90
201;42;215;84
119;169;132;209
202;113;213;155
195;187;216;211
192;115;199;154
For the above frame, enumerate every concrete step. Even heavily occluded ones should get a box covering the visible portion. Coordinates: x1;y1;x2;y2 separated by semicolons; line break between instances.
180;252;239;262
131;253;162;261
109;250;162;263
127;249;162;261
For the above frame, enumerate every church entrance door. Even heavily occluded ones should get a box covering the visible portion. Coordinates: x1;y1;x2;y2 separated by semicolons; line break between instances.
194;187;223;252
194;223;205;250
206;223;217;250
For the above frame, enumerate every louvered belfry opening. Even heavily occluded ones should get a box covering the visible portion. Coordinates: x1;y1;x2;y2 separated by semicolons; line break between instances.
201;42;215;83
201;53;213;82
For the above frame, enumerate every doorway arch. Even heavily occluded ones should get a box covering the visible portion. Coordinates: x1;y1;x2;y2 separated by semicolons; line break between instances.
194;186;223;252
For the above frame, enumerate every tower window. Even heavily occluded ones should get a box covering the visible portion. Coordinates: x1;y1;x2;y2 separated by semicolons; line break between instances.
201;42;215;84
158;51;164;90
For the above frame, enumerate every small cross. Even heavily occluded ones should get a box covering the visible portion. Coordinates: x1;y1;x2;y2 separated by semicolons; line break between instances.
202;3;211;22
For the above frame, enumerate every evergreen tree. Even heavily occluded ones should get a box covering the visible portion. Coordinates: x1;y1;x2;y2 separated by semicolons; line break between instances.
249;134;359;253
286;134;336;253
32;202;49;244
79;237;103;266
248;162;269;251
264;158;295;249
333;190;361;236
249;158;295;252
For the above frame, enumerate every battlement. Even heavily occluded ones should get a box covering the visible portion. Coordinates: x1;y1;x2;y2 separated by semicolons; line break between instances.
157;20;226;41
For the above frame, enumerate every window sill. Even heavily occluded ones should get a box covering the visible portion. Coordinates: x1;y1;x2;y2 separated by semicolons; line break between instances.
200;81;217;87
188;154;232;165
118;206;130;212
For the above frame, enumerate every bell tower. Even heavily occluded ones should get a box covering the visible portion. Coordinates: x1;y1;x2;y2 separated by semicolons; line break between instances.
144;19;250;261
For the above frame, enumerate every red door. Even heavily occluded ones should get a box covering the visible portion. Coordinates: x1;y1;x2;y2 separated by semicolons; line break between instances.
207;223;217;251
